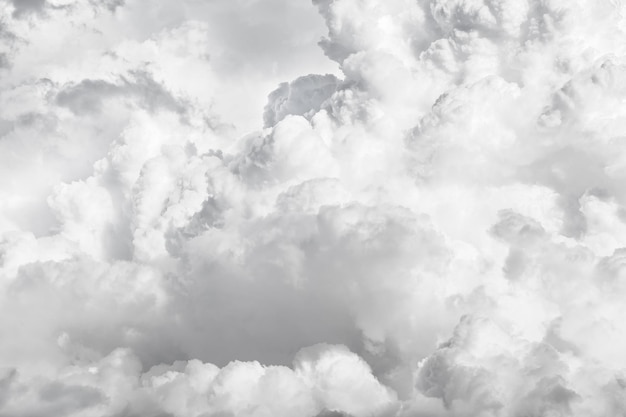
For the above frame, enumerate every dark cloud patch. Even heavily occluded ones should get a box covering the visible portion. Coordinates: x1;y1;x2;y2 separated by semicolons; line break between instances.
9;0;47;17
56;72;187;116
38;382;104;412
0;379;103;417
315;409;355;417
56;79;118;113
0;21;18;58
112;411;174;417
0;369;16;408
89;0;125;12
264;74;340;127
517;377;581;417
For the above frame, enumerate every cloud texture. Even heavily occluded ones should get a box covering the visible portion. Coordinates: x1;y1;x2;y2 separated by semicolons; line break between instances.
2;0;626;415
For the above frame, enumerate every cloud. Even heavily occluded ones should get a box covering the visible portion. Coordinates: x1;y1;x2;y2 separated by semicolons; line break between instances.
264;74;340;127
8;0;47;17
0;344;395;417
55;72;187;116
2;0;626;416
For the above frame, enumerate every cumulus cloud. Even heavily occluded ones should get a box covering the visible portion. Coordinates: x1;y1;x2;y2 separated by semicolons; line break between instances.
264;74;340;127
2;0;626;416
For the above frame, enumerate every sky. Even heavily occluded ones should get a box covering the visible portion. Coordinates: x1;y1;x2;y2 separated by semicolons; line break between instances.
1;0;626;416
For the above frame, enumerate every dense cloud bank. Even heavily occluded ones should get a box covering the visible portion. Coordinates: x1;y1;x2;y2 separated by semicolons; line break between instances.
1;0;626;415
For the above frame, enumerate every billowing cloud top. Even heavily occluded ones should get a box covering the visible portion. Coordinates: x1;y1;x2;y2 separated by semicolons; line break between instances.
1;0;626;416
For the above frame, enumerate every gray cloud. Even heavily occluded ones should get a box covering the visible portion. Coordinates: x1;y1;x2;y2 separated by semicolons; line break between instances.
8;0;47;17
56;72;187;116
264;74;340;127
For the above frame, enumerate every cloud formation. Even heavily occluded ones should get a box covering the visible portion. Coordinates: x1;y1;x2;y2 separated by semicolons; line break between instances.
2;0;626;415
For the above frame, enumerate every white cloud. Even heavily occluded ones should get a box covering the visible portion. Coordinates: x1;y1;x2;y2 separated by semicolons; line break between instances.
2;0;626;416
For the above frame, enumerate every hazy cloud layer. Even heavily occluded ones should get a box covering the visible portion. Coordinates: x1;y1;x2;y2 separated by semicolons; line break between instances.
2;0;626;416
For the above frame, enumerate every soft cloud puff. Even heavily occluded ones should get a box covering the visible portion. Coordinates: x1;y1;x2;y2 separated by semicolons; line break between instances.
2;0;626;416
0;344;395;417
